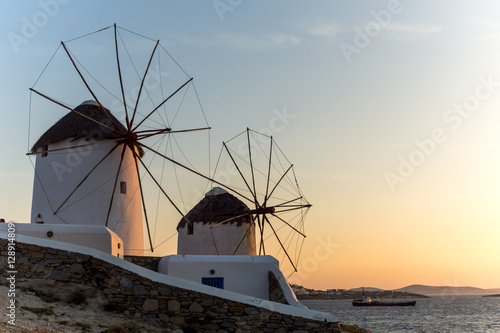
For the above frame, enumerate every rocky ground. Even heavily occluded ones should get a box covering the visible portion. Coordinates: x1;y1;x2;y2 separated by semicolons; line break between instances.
0;279;178;333
0;278;361;332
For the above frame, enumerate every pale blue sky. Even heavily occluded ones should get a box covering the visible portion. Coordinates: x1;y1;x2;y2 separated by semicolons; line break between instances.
1;1;500;289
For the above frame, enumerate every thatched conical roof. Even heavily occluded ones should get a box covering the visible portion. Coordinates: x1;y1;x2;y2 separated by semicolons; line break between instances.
177;187;252;230
31;100;144;156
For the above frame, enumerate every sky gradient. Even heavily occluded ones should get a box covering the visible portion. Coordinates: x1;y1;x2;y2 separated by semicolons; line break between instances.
1;1;500;290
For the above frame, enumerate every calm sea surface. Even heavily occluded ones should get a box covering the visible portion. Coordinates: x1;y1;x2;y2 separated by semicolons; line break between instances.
302;296;500;333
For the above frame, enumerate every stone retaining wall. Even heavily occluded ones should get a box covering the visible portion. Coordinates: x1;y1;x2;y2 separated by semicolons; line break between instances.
268;271;289;305
1;239;340;332
124;255;161;272
126;255;293;306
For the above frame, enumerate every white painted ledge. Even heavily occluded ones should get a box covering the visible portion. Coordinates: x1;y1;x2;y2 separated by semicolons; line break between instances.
0;223;123;257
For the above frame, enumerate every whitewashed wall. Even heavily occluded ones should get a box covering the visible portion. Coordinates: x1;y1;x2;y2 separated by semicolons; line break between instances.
30;139;144;255
0;223;123;257
177;222;256;256
158;255;278;300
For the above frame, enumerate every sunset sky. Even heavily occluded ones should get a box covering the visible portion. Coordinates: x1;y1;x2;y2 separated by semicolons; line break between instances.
1;1;500;290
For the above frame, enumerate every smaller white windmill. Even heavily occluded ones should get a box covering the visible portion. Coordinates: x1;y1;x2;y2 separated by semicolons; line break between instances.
176;187;257;256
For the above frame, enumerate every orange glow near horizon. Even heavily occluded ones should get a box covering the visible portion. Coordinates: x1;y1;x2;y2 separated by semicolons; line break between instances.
2;2;500;293
284;165;500;291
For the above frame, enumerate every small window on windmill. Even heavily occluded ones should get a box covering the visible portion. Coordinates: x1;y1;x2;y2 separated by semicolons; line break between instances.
35;214;44;224
187;221;193;235
120;181;126;194
41;145;48;157
202;277;224;289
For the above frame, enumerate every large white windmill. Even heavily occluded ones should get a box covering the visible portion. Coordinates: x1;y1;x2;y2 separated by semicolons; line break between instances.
30;100;145;255
27;24;210;256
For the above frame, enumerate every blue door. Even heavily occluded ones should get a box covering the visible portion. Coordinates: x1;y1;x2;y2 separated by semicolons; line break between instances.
202;277;224;289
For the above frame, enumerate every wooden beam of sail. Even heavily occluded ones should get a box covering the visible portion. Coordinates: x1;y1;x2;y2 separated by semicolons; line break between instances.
232;215;258;255
105;145;127;227
114;23;130;130
264;215;297;272
137;141;254;203
29;88;121;135
222;142;257;202
60;41;123;133
264;164;294;207
131;77;194;132
129;40;160;128
247;128;258;205
131;148;154;253
270;212;306;238
54;144;120;215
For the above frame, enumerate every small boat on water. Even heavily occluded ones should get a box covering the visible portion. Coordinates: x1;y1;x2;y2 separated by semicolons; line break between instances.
352;288;416;307
352;296;416;307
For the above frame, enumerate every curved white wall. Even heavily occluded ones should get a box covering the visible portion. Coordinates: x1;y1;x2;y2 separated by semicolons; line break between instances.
177;222;256;256
0;223;123;257
159;255;277;300
30;139;144;255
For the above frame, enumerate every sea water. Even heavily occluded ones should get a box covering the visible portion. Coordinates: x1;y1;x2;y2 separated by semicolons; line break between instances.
302;296;500;333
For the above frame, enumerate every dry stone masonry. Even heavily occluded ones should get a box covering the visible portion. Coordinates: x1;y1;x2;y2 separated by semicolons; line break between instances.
1;239;340;332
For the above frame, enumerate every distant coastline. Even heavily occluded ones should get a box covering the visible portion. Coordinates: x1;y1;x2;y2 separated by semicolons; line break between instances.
293;284;500;300
397;284;500;296
296;289;428;300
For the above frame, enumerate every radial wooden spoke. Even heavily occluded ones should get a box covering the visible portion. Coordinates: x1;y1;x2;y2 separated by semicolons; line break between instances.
136;126;212;140
129;40;160;128
105;144;127;227
137;142;254;203
223;142;257;202
167;127;212;134
274;204;312;208
274;204;310;208
131;147;154;253
273;205;312;215
29;88;121;135
54;144;119;215
265;164;293;204
270;212;306;238
27;139;121;156
135;128;171;135
61;42;123;133
264;215;297;272
257;214;262;255
135;148;186;219
210;212;251;229
264;136;273;204
247;128;258;204
261;216;265;255
132;77;193;132
232;215;257;255
135;126;211;138
136;128;171;140
114;23;130;129
257;214;265;255
272;196;303;207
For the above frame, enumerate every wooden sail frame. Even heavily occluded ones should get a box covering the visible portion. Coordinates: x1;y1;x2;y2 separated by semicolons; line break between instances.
27;25;312;274
209;128;311;272
27;24;211;253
